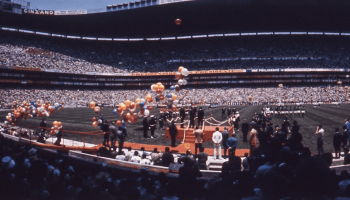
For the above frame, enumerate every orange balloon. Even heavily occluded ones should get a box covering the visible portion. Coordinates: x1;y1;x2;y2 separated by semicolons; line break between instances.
94;106;100;114
92;117;97;122
148;106;153;111
133;113;138;119
50;130;54;135
89;102;96;109
175;72;182;79
172;94;178;100
146;94;152;102
172;105;177;111
156;90;162;94
153;84;159;91
157;82;162;86
126;113;132;119
116;120;122;126
129;102;136;110
117;107;123;114
135;98;141;103
57;121;62;127
178;66;184;73
159;85;165;91
119;103;127;111
140;108;145;115
175;19;181;25
92;121;98;127
53;121;58;126
125;100;132;108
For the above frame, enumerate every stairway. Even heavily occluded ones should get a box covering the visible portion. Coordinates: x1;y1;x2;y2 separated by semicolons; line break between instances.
183;127;195;143
208;159;227;171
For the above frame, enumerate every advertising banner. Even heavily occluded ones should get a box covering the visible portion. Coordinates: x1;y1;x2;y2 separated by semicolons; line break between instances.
23;9;54;15
54;10;87;15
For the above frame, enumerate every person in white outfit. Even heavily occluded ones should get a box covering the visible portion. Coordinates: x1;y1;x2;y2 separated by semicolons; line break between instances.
212;127;223;159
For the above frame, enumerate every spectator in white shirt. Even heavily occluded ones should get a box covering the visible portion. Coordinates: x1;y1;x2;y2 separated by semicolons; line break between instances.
212;127;223;160
140;154;151;165
131;151;141;163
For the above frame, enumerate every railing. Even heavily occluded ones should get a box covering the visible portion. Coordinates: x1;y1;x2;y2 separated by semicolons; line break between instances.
26;125;104;147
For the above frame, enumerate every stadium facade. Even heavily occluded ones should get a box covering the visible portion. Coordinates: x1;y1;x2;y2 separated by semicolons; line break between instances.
2;0;350;38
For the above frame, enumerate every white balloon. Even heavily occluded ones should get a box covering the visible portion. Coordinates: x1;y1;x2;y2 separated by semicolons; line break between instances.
178;79;184;85
54;103;59;106
151;84;155;91
140;98;146;103
54;129;59;134
181;68;189;76
144;109;150;116
173;100;179;105
40;100;44;104
183;79;188;85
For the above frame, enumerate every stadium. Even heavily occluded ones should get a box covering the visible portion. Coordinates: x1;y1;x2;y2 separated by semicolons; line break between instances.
1;0;350;199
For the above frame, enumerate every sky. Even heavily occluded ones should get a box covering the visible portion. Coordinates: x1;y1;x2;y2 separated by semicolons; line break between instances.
27;0;127;10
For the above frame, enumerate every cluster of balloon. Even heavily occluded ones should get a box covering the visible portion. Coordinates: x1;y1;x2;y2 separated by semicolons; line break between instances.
50;121;62;135
151;82;165;94
4;100;64;125
175;66;188;86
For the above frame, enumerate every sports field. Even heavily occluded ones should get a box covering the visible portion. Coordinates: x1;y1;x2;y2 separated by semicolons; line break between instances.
0;104;348;154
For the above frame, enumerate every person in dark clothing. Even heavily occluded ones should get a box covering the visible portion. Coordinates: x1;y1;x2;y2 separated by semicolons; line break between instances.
158;112;165;132
179;157;202;199
334;128;343;158
162;147;174;167
189;107;195;128
197;107;204;127
149;115;157;138
179;106;186;128
197;147;208;170
291;120;299;135
283;115;290;127
221;127;230;158
227;133;238;156
266;121;274;137
117;126;125;154
142;116;149;138
102;120;110;147
227;107;232;117
241;119;250;142
221;154;242;177
54;130;62;145
222;106;226;119
169;121;178;147
109;122;117;151
343;125;349;156
40;118;47;132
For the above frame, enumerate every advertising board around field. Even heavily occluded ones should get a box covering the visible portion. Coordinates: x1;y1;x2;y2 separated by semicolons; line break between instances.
54;10;87;15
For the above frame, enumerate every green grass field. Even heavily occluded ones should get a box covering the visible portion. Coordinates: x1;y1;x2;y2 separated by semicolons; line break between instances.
0;104;348;154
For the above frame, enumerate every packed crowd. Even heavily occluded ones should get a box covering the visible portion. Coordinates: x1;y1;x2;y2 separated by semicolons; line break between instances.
2;117;350;199
0;86;348;109
1;33;350;74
